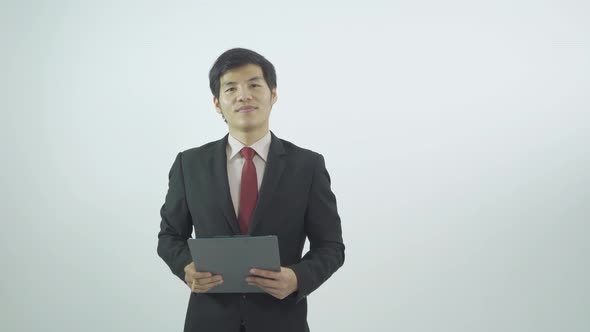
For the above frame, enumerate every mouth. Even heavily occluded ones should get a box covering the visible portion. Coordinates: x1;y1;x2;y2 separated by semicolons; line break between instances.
236;106;256;113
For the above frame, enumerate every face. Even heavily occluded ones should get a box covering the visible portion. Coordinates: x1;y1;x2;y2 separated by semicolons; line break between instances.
214;64;278;133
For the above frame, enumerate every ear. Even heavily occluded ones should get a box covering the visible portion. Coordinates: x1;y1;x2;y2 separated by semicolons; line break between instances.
271;88;278;105
213;96;221;114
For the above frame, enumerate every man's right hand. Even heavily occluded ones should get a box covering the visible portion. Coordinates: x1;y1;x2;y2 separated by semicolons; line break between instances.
184;262;224;293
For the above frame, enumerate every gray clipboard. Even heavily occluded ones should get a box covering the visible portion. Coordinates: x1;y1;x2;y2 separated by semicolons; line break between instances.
187;235;281;293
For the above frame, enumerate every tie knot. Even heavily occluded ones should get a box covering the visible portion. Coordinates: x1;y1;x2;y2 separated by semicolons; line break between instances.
241;147;256;160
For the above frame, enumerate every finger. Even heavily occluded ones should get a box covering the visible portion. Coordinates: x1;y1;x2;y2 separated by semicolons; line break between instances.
187;272;217;285
247;277;281;289
194;275;223;285
250;268;280;279
193;280;223;292
246;277;283;288
193;279;223;292
190;271;214;279
193;276;223;288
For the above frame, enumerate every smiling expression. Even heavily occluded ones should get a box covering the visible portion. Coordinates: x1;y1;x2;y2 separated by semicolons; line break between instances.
214;64;278;133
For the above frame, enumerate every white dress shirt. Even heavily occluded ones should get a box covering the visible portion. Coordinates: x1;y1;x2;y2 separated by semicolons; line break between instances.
226;131;271;217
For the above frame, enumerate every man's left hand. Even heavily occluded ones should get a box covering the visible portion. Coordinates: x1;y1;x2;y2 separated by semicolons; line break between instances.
246;267;298;300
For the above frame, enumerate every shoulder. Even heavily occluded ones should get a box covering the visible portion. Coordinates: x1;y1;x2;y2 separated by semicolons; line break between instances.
172;136;225;165
276;136;325;167
279;134;319;153
181;140;219;157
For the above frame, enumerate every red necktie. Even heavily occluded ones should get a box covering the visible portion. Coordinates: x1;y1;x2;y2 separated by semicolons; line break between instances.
238;147;258;234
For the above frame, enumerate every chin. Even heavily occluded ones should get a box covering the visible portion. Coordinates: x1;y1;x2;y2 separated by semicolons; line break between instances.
230;123;256;132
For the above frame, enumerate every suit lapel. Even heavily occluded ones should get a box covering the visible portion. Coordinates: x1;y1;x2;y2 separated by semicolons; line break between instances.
210;134;241;234
210;131;287;235
248;131;287;234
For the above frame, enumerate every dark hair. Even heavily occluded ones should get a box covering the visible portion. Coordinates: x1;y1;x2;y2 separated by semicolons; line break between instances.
209;48;277;99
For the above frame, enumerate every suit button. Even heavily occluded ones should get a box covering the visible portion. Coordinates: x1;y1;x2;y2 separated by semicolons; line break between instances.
242;295;246;299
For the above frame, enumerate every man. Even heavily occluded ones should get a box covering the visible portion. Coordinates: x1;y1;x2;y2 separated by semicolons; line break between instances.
157;48;345;332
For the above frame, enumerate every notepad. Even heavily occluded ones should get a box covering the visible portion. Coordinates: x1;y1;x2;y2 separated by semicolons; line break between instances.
187;235;281;293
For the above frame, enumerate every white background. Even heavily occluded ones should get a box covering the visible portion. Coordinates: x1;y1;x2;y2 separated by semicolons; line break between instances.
2;0;589;331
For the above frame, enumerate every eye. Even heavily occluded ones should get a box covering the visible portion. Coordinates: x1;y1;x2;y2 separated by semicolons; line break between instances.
251;84;261;88
225;87;236;92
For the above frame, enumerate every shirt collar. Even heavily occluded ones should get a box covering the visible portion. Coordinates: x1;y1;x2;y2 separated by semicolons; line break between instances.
226;131;272;162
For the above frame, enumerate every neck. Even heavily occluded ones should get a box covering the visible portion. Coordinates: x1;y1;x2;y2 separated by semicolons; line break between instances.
229;127;269;146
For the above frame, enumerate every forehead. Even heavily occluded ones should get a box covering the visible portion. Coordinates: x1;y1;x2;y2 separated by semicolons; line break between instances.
220;64;264;84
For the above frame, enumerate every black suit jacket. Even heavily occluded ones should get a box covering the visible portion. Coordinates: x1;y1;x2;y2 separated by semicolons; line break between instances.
157;131;345;332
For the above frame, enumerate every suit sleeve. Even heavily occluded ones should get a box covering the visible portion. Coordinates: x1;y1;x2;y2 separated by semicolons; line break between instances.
289;153;345;303
157;152;194;283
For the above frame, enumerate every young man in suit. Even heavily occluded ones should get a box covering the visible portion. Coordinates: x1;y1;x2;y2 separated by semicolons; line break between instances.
157;48;345;332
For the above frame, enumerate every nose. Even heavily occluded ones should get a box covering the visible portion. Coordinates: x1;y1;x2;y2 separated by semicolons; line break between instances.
237;86;253;101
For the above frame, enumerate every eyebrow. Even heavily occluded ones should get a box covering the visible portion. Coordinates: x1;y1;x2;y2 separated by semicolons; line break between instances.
222;76;263;87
